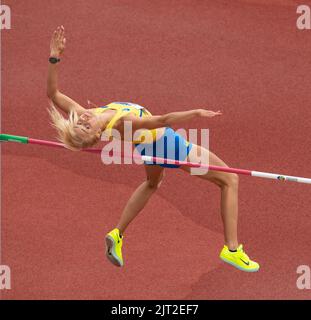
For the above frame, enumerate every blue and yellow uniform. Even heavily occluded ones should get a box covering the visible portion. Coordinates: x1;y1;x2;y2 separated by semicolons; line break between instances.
94;102;192;168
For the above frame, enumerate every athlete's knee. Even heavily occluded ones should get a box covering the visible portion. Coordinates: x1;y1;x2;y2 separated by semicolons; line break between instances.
147;179;161;189
147;171;165;189
213;172;239;188
223;173;239;188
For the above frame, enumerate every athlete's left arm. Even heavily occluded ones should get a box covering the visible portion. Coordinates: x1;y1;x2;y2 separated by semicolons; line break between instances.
47;26;86;116
122;109;222;131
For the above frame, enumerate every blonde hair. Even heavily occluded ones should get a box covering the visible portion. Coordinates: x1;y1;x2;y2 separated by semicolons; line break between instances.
48;103;100;151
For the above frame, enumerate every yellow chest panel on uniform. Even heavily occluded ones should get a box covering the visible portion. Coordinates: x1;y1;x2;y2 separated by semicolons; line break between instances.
93;102;157;144
93;102;147;116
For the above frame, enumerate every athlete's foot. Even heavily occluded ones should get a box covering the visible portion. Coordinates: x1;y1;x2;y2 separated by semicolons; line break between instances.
105;228;124;267
219;244;260;272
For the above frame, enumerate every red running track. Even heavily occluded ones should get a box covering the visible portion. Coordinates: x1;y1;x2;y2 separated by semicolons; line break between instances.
1;0;311;299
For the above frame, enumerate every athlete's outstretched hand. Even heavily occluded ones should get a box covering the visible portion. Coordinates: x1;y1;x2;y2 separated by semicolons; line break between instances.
50;26;66;57
196;109;222;118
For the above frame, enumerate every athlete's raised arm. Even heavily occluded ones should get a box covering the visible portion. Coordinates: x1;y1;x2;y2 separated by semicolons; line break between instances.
123;109;222;131
47;26;86;115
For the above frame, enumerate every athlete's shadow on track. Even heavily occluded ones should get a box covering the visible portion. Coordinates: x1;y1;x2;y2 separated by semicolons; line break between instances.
3;143;222;235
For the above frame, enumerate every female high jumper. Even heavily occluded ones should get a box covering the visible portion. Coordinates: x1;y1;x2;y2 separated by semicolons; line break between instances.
47;26;259;272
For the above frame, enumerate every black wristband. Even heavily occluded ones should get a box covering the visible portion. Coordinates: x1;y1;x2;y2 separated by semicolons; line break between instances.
49;57;61;64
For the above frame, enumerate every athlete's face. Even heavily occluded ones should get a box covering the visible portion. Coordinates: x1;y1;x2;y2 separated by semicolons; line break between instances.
74;111;101;139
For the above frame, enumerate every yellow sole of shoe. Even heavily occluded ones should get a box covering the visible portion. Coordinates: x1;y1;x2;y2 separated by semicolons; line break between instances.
105;235;123;267
220;257;259;272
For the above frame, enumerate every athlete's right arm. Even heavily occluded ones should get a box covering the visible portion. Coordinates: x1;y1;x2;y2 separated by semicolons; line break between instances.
123;109;222;131
47;26;86;115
